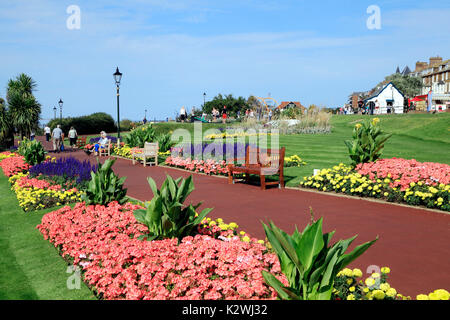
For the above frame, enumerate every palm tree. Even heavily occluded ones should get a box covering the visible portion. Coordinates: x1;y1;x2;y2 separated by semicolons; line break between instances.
0;98;14;149
6;73;41;139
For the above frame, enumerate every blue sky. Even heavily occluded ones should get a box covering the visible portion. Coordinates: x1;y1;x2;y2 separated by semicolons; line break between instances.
1;0;449;122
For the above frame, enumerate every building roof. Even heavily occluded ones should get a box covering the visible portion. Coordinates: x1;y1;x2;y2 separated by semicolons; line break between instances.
364;82;405;102
402;66;412;75
277;101;304;109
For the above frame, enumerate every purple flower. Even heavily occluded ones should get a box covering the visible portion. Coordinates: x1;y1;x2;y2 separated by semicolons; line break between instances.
89;135;117;144
29;157;97;183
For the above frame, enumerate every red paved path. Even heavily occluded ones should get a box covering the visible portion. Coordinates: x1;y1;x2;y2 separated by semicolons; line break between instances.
43;138;450;297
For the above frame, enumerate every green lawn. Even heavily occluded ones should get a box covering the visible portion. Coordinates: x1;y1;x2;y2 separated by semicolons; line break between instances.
0;172;96;300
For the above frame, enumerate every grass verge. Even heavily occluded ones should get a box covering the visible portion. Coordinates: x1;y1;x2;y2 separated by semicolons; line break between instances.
0;172;96;300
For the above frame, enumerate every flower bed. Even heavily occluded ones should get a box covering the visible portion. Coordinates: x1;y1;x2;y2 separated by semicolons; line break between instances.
300;159;450;211
0;151;17;161
356;158;450;190
29;156;97;185
284;154;307;167
90;135;118;144
165;156;229;175
0;154;30;177
9;173;83;212
37;202;286;300
113;145;171;160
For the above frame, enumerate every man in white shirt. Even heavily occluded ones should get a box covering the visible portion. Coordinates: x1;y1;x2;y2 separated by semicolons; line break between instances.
52;125;63;153
44;125;51;141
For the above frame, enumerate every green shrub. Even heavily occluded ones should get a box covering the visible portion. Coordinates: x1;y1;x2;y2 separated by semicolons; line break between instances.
124;124;156;148
261;211;377;300
17;138;46;165
344;118;392;167
133;175;213;242
82;158;127;206
120;119;134;132
155;133;174;153
47;112;117;136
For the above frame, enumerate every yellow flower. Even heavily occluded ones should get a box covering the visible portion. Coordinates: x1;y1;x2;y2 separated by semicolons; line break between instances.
386;288;397;298
341;268;353;277
349;286;356;292
355;123;362;130
381;267;390;274
372;289;385;300
352;268;363;278
242;236;250;242
346;294;356;300
229;222;238;229
416;294;429;300
346;278;353;285
371;272;380;278
429;289;450;300
379;283;390;292
365;277;376;287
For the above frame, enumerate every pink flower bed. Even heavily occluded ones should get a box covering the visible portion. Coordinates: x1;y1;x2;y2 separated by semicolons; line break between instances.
37;202;286;300
165;156;229;175
14;175;78;193
0;155;30;177
356;158;450;191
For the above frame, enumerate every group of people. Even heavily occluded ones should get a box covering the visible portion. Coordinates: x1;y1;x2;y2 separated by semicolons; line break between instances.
43;125;78;153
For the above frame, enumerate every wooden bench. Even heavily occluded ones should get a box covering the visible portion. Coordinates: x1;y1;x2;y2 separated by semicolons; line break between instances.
99;139;112;157
75;136;86;148
227;146;285;190
132;142;159;167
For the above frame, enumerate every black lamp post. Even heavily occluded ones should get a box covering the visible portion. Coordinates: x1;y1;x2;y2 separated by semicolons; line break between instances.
113;67;122;141
203;92;206;109
53;106;57;120
58;99;63;122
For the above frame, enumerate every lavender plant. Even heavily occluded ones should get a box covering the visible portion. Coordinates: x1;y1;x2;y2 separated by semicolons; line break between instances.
29;157;98;186
90;135;118;144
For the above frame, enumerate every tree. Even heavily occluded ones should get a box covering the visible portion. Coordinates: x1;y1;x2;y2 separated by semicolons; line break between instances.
0;98;14;150
202;93;249;117
6;73;41;139
372;74;422;98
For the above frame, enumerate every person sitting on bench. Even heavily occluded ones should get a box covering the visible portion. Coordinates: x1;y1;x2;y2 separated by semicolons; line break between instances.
86;131;109;156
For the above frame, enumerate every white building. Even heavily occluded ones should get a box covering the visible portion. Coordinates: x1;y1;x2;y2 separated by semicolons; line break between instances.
364;82;405;114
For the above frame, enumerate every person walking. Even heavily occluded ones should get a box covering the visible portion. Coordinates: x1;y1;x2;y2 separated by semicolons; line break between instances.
222;106;227;124
44;125;51;141
52;125;63;153
68;126;78;150
30;130;35;141
180;106;187;123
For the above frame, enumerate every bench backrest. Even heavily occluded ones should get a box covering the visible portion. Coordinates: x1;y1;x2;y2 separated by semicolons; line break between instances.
245;146;285;171
144;142;158;155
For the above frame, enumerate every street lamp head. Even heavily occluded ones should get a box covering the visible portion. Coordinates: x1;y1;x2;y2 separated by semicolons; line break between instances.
58;99;63;108
53;106;57;111
113;67;122;86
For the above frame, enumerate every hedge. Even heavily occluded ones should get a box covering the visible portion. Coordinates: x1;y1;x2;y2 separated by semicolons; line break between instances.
46;112;117;135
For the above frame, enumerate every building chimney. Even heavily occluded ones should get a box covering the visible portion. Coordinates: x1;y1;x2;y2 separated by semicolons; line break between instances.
429;56;443;66
415;61;428;72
